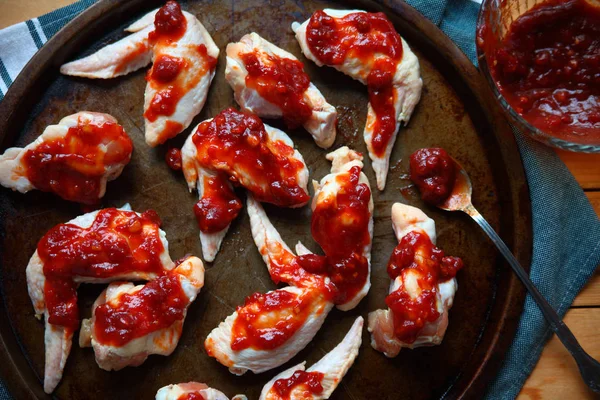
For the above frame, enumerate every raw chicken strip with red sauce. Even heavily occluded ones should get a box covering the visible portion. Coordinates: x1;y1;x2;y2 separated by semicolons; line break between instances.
0;112;132;204
26;206;176;393
181;107;309;262
156;382;247;400
60;1;219;146
292;9;423;190
259;317;363;400
367;203;463;357
225;32;337;148
78;256;204;371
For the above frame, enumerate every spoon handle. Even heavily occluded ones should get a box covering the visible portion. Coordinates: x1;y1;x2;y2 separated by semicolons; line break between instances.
465;204;600;392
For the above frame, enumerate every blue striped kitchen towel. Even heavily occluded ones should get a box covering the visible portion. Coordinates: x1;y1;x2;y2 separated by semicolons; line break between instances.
0;1;598;399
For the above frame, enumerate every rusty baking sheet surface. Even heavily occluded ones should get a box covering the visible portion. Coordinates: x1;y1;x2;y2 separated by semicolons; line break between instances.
0;0;531;398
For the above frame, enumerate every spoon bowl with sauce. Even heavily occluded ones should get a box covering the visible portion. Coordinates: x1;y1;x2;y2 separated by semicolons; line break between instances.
477;0;600;152
409;147;600;393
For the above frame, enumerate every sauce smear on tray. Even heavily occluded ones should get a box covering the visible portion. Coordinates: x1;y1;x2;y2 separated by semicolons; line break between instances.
306;11;403;155
479;0;600;141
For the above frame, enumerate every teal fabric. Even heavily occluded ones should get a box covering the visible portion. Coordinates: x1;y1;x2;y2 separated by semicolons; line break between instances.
0;1;599;399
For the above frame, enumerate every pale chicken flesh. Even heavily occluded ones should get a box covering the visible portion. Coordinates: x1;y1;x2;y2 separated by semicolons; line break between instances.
60;1;219;147
259;316;363;400
26;206;175;393
367;203;460;358
292;9;423;190
156;382;247;400
181;108;309;262
79;256;204;371
0;112;132;204
225;32;337;148
204;146;372;376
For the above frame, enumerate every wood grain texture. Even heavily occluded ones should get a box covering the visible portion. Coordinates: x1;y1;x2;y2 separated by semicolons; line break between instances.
558;150;600;190
573;272;600;307
518;309;600;400
587;191;600;216
0;0;78;29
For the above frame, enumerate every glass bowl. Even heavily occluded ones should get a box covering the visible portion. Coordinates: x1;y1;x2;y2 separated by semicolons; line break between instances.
476;0;600;153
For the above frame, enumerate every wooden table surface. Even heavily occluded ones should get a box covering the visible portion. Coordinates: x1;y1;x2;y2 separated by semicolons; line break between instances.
0;1;599;398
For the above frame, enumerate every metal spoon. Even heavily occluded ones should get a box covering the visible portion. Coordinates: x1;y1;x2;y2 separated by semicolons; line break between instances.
438;158;600;393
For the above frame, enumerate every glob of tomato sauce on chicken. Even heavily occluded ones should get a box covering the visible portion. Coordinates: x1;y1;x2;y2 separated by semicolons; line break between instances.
38;208;166;329
241;50;312;128
193;175;242;233
478;0;600;142
177;393;205;400
93;270;188;346
385;231;463;343
230;289;323;351
271;370;325;399
409;148;456;205
22;118;132;205
191;107;309;216
306;11;403;155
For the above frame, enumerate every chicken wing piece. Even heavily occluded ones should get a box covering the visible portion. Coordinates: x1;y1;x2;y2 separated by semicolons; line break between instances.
293;10;423;190
205;286;333;376
310;146;373;311
26;206;174;393
225;32;337;148
259;316;363;400
61;1;219;147
78;256;204;371
0;112;132;204
367;203;462;358
156;382;247;400
181;108;309;262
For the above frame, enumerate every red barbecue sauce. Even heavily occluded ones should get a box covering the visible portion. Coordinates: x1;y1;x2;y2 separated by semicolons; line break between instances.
149;1;187;44
191;107;309;208
166;147;182;170
479;0;600;142
409;148;456;205
177;393;205;400
22;117;132;205
272;370;325;398
230;289;322;351
241;50;312;128
306;11;403;155
385;231;463;343
93;271;188;346
115;42;149;74
193;175;242;233
38;208;166;330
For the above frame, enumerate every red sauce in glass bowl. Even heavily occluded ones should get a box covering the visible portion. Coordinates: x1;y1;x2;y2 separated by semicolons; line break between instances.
241;50;312;128
386;231;463;343
306;10;403;156
479;0;600;142
272;370;325;398
38;208;166;329
409;148;455;205
93;271;188;346
22;117;132;205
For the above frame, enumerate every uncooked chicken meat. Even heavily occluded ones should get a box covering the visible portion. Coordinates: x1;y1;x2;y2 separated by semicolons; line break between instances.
0;112;132;204
181;107;309;262
259;316;363;400
26;206;177;393
156;382;247;400
367;203;463;358
225;32;337;148
60;1;219;146
79;256;204;371
292;9;423;190
205;146;372;376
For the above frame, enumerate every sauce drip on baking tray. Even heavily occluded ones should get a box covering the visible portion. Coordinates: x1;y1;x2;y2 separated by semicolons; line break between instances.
306;10;404;155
